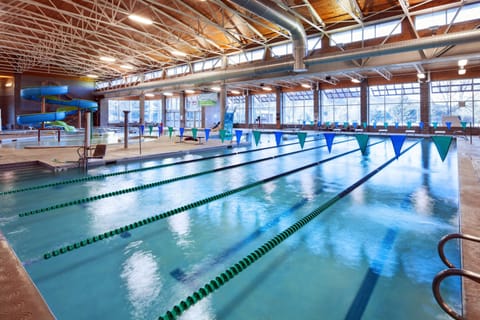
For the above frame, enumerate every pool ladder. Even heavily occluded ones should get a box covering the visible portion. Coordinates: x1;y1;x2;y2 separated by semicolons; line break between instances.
432;233;480;320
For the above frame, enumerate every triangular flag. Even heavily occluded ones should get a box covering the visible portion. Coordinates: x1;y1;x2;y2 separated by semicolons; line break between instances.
179;127;185;137
168;126;173;138
297;132;307;149
219;129;226;143
355;134;369;155
274;131;283;146
253;130;261;146
235;130;243;146
432;136;453;162
192;128;198;139
204;128;211;142
323;133;335;153
390;135;406;158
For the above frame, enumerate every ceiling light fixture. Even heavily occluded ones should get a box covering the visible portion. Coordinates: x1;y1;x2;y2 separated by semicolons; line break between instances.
100;56;116;62
458;67;466;75
351;78;361;84
211;86;221;91
417;72;426;79
120;65;134;70
128;14;153;25
185;89;196;94
145;93;155;97
301;83;311;89
87;74;99;78
262;86;272;91
458;59;468;67
163;92;173;96
230;90;241;94
172;50;187;57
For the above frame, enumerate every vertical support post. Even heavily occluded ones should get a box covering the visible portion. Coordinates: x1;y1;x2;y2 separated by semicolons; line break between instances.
41;96;46;129
83;111;91;170
123;110;130;149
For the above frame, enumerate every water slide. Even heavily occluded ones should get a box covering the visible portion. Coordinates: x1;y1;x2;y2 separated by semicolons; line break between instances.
17;86;98;129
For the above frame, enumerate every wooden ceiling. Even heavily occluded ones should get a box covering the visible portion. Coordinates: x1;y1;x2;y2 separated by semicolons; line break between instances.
0;0;479;87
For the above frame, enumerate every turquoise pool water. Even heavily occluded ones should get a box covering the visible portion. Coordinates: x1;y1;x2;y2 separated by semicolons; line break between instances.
0;134;461;319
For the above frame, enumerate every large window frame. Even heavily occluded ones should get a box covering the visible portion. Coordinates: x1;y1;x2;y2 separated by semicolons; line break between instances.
369;83;420;125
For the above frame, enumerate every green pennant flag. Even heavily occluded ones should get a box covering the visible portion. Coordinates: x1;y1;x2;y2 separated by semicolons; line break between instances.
297;132;307;149
355;134;369;155
253;130;261;146
192;127;198;139
432;136;453;162
168;126;173;138
219;129;226;143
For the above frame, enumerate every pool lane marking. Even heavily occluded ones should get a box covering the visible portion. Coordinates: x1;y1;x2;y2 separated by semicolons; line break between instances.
170;198;310;282
1;136;327;196
41;140;384;260
157;139;423;320
18;138;355;218
344;227;398;320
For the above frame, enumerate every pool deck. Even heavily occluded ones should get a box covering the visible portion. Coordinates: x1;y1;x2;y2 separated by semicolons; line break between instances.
0;132;479;319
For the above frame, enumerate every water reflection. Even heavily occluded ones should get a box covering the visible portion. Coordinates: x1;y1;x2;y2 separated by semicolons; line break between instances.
167;212;193;248
121;245;162;319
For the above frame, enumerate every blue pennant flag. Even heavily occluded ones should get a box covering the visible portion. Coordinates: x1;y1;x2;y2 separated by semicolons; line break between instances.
235;130;243;146
390;135;406;158
324;133;335;153
274;131;283;146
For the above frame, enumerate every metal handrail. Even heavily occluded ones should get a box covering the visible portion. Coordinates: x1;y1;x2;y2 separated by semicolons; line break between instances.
433;233;480;319
438;233;480;268
432;268;480;320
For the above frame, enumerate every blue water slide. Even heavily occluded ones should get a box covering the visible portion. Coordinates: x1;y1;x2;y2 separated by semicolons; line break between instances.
17;86;98;125
16;112;67;125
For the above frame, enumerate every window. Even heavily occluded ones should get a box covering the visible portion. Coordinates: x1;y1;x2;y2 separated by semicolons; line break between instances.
322;88;360;123
251;93;276;124
307;36;322;52
415;3;480;30
144;99;163;124
227;95;246;124
430;79;480;126
330;20;401;45
282;91;314;125
165;96;181;128
227;49;265;65
166;64;189;77
369;83;420;125
271;43;293;57
185;95;201;128
144;70;163;81
193;58;221;72
108;100;140;123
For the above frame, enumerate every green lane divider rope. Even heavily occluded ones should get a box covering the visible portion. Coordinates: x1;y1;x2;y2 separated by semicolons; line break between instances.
2;137;326;196
157;138;423;320
41;140;379;260
19;138;354;218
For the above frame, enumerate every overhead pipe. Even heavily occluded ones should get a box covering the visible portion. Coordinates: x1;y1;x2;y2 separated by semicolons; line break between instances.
96;29;480;96
229;0;307;72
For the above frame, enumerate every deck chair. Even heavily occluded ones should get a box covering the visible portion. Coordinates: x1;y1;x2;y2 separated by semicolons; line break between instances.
88;144;107;159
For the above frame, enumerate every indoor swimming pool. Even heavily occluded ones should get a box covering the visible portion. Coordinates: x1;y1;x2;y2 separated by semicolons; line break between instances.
0;134;461;319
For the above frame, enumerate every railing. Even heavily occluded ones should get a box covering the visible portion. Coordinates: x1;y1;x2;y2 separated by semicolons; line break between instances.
433;233;480;320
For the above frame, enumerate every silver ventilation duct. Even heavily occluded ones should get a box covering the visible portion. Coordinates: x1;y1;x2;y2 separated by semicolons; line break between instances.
97;30;480;96
229;0;307;72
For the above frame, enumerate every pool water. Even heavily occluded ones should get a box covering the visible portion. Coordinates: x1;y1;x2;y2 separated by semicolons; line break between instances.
0;134;461;320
